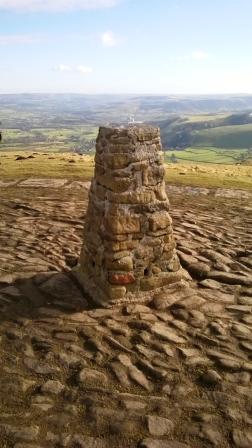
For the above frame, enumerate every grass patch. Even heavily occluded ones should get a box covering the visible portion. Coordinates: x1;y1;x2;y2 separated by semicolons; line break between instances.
165;162;252;190
0;125;98;152
165;147;252;164
1;151;252;191
185;113;229;122
0;152;94;180
191;123;252;148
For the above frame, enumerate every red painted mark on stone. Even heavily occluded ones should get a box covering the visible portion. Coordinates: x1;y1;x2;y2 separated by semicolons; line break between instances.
108;272;135;285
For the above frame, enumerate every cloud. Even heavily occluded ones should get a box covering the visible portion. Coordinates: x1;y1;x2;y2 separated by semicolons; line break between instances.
54;64;93;74
76;65;93;74
191;50;210;60
0;34;42;45
54;64;72;72
0;0;120;12
101;31;117;47
168;50;210;63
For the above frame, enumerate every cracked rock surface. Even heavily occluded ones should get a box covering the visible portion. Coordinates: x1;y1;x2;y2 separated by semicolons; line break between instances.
0;184;251;447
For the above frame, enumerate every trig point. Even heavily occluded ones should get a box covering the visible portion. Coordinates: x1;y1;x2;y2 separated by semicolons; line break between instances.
75;125;186;306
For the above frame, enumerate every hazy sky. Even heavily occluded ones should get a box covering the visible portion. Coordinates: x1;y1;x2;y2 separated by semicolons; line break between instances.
0;0;251;94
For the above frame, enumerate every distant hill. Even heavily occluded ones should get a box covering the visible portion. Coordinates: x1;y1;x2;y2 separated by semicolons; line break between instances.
1;93;252;125
155;112;252;165
155;112;252;149
191;123;252;149
1;94;252;158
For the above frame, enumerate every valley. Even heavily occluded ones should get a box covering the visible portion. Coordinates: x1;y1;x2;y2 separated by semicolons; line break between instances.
1;94;252;165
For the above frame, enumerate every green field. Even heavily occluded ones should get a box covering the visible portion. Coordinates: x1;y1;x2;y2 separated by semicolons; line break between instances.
0;152;94;180
0;125;98;152
1;95;252;164
1;151;252;191
165;147;252;165
185;113;229;122
192;123;252;148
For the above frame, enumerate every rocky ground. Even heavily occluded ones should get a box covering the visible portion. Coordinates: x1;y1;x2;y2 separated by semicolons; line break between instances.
0;181;251;448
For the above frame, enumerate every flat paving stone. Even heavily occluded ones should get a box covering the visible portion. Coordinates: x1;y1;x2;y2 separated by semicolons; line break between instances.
0;183;251;448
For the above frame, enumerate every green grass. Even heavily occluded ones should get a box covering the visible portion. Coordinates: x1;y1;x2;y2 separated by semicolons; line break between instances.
0;125;98;152
191;123;252;148
165;147;252;164
165;163;252;190
185;113;228;122
0;152;94;180
1;150;252;191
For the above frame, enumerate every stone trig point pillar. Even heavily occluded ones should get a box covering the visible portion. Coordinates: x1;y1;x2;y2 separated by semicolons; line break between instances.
76;125;186;306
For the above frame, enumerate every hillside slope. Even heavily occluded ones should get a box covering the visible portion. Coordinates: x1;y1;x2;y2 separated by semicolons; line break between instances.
192;123;252;148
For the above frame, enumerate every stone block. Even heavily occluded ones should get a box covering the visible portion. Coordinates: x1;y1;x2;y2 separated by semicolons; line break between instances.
104;153;132;169
102;232;130;242
131;160;149;171
140;269;186;291
136;128;159;142
105;214;141;234
94;183;107;201
106;285;127;300
107;143;137;154
108;272;136;285
106;256;134;272
106;250;131;261
154;183;169;201
147;227;172;238
164;241;176;252
107;190;156;204
95;163;105;176
96;173;133;192
105;240;138;252
149;211;172;232
143;166;165;186
140;275;162;291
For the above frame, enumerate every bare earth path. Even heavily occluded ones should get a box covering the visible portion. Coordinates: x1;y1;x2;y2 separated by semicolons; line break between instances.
0;183;252;448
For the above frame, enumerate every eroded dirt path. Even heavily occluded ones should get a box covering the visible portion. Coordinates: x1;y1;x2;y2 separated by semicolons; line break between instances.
0;185;251;448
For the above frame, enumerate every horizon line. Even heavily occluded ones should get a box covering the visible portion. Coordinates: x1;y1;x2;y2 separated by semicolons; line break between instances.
1;91;252;97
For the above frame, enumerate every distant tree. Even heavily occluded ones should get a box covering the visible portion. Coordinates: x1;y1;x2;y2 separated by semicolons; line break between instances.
170;153;177;163
238;153;246;163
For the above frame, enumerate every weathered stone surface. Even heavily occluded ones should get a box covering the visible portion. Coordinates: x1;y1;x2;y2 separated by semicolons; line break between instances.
106;255;133;271
108;272;135;285
140;440;190;448
151;323;187;344
0;424;39;442
233;429;252;448
200;370;222;386
105;213;141;234
207;271;252;286
23;357;59;375
106;285;127;300
147;415;174;436
19;178;67;188
78;368;108;385
1;155;252;448
75;125;182;305
41;380;65;395
149;211;172;232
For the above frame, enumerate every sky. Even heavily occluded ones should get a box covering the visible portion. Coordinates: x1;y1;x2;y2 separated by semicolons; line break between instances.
0;0;252;95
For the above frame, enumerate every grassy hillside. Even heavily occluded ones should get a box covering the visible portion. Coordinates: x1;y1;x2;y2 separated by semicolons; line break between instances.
185;113;229;122
1;151;252;191
192;123;252;148
159;112;252;149
165;147;252;165
0;125;97;153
